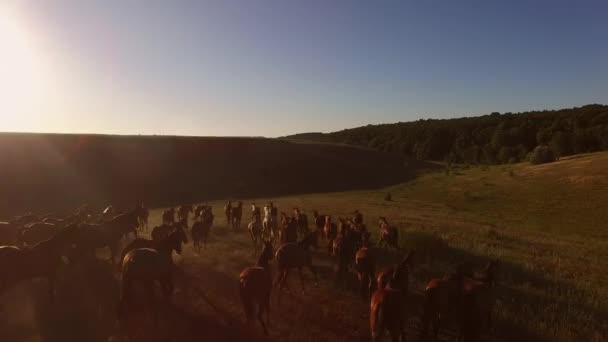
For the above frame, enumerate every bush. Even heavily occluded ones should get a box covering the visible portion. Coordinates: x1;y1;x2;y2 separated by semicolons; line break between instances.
529;145;556;165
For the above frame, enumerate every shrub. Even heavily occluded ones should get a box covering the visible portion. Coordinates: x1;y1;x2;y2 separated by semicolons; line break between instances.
529;145;556;165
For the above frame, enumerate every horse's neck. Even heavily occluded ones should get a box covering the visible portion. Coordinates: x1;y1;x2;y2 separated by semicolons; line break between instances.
255;254;271;268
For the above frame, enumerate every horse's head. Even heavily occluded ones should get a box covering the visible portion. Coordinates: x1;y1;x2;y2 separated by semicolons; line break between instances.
261;239;274;260
325;215;332;224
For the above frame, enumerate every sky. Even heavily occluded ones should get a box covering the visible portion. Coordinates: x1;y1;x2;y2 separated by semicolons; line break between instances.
0;0;607;137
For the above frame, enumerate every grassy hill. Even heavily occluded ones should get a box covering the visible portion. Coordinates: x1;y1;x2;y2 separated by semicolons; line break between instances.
0;133;427;216
2;152;606;341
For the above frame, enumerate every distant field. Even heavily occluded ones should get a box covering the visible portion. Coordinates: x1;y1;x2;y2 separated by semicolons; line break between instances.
1;152;607;341
0;133;426;216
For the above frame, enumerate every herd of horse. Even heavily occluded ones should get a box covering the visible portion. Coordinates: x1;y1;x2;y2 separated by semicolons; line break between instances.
0;202;497;342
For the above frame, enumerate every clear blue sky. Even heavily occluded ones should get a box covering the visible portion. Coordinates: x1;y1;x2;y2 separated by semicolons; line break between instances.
1;0;607;137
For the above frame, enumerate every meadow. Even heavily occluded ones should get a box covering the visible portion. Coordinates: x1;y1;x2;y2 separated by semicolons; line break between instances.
1;152;607;342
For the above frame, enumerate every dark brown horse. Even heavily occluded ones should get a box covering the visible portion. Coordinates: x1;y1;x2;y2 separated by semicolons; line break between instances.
353;210;364;226
225;201;233;225
324;215;338;254
191;210;213;252
378;217;399;251
370;251;414;342
458;261;499;342
0;224;79;298
162;208;176;225
274;232;318;303
239;240;274;335
279;213;298;245
248;217;263;253
139;205;149;232
177;204;193;223
119;228;186;324
332;219;358;287
251;203;262;223
312;210;327;235
422;262;496;340
231;201;243;230
293;208;309;236
18;222;61;247
121;224;188;263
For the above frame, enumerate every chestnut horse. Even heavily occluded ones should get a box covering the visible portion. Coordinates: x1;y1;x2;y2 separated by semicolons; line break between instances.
293;208;309;236
279;213;298;245
224;201;233;225
324;216;338;254
370;251;415;342
332;219;358;287
274;232;318;303
162;208;176;225
177;204;193;224
121;224;188;263
192;210;213;252
239;240;274;335
0;224;79;298
312;210;327;235
119;228;186;324
248;216;263;253
138;205;149;232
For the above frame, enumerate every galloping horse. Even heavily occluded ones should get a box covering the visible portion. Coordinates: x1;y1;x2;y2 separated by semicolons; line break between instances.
370;251;415;342
332;219;359;286
121;223;188;263
278;213;298;245
239;240;274;335
251;203;261;223
378;217;399;251
293;208;309;236
353;210;364;226
224;201;233;225
248;215;264;253
231;201;243;230
312;210;327;235
162;208;176;225
355;237;375;299
192;209;213;252
18;222;61;247
274;232;318;303
119;228;186;328
0;224;79;298
263;203;277;238
324;216;338;254
139;204;150;232
177;204;193;224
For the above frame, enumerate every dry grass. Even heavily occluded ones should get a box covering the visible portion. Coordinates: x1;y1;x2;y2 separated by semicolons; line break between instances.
2;152;608;341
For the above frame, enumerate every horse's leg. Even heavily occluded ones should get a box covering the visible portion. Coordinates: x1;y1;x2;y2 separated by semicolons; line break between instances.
258;301;269;336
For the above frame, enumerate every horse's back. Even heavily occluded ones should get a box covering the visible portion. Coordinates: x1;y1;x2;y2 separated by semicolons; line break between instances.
122;248;164;280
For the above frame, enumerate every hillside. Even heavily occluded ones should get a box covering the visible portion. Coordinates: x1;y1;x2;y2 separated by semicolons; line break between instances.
0;133;426;216
3;152;606;342
285;104;608;164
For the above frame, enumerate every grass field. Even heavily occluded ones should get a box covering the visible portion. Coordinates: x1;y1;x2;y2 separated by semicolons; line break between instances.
1;152;607;342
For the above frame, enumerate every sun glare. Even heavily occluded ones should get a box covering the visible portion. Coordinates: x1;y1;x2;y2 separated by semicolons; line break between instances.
0;8;48;131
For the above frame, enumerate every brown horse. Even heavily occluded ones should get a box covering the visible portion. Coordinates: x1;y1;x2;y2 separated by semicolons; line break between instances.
139;205;150;232
274;232;318;303
355;238;375;299
293;208;309;236
239;240;274;335
457;261;499;341
251;203;262;223
353;210;364;225
333;219;358;286
370;251;414;342
162;208;176;225
119;228;186;324
378;217;399;251
231;201;243;230
0;224;79;298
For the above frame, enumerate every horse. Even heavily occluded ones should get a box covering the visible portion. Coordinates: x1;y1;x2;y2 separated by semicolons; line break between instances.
0;224;79;298
312;210;327;235
177;204;193;224
378;217;399;251
263;203;277;239
279;213;298;245
293;208;309;236
18;222;61;247
355;238;376;299
353;210;364;226
251;203;262;223
370;251;415;342
421;263;477;340
274;232;318;303
457;260;499;341
109;204;146;239
239;240;274;335
231;201;243;230
324;216;338;254
151;224;172;242
139;205;149;232
162;208;176;225
121;224;188;263
332;219;358;287
248;218;263;253
119;228;186;328
191;212;213;252
225;201;233;225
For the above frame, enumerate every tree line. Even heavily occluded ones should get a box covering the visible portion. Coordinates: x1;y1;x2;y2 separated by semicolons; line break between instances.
288;104;608;164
